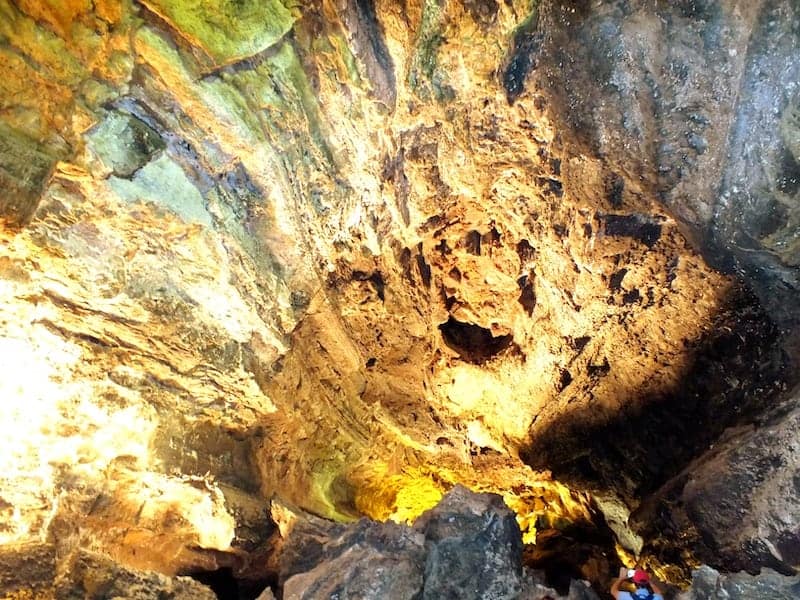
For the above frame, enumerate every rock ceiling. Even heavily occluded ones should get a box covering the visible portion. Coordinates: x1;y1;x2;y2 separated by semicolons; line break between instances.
0;0;799;597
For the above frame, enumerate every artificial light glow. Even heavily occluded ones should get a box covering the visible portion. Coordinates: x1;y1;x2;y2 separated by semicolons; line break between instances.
353;464;447;524
351;452;597;553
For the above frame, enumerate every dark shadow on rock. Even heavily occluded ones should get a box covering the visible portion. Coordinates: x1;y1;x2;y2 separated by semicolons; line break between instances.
519;283;793;575
633;386;800;577
522;283;791;497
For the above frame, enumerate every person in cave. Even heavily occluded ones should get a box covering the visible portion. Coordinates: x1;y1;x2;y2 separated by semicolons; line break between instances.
610;567;664;600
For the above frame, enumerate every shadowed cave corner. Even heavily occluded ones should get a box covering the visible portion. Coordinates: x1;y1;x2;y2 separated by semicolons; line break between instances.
523;284;792;490
188;566;274;600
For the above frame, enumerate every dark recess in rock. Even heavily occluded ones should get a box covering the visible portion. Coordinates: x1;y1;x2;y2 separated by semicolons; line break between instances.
503;10;542;104
777;146;800;195
558;368;573;392
518;275;537;315
399;247;413;281
483;225;502;250
523;518;618;596
415;248;432;287
382;151;411;225
603;214;662;248
517;239;536;263
750;195;789;239
439;317;514;363
587;358;610;377
608;268;628;291
606;173;625;208
353;270;386;301
464;229;482;255
188;567;270;600
622;289;641;305
572;336;591;352
538;176;564;197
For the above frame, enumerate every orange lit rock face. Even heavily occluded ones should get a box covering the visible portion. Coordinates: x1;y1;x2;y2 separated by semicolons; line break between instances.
0;0;795;595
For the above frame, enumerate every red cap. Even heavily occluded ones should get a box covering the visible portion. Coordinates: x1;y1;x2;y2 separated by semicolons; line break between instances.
632;570;650;584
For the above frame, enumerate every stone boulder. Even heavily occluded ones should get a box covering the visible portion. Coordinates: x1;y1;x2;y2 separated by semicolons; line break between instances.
281;519;425;600
414;485;524;599
277;485;525;600
56;550;217;600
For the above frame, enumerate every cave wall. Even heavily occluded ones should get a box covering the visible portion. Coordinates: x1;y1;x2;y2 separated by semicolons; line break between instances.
0;0;798;593
525;0;800;349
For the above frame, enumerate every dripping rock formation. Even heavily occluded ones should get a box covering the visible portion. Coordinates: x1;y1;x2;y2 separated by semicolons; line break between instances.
0;0;799;598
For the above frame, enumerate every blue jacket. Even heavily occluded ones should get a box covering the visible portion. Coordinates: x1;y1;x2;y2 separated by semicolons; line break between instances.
617;591;664;600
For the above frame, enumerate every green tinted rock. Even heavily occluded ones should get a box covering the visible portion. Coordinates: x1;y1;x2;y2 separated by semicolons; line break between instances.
0;122;62;225
140;0;296;66
87;112;165;178
109;154;212;226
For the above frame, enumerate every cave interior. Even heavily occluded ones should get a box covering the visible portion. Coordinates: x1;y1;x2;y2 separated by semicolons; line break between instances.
1;0;799;599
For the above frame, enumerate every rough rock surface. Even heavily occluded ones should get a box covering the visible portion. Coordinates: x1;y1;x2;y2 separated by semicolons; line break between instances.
636;385;800;576
679;565;800;600
58;550;218;600
414;485;524;599
274;485;596;600
0;0;797;595
0;544;216;600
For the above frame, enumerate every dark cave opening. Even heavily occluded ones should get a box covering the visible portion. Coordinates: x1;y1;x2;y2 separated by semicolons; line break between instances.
188;567;272;600
439;316;515;363
524;519;622;600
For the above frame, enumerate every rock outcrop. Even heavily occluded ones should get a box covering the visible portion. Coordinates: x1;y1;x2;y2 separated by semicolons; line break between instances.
0;543;218;600
527;0;800;351
270;485;599;600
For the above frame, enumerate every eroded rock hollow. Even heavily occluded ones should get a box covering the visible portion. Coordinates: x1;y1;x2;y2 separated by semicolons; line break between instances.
1;0;799;598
